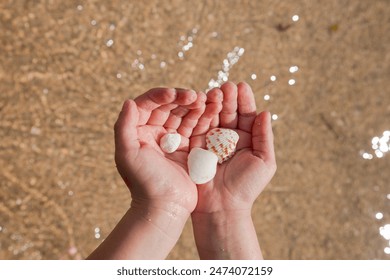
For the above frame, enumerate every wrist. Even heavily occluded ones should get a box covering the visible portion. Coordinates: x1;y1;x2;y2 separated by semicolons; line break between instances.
191;209;262;259
191;208;252;226
129;199;190;238
88;200;190;259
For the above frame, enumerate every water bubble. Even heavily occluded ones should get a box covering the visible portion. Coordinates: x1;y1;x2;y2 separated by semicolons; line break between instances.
91;19;97;26
207;46;245;90
106;39;114;47
288;79;296;85
270;75;277;81
367;131;390;158
289;65;299;73
264;94;270;101
362;152;373;160
272;114;278;120
375;150;384;158
379;224;390;240
372;137;380;145
292;15;300;22
251;74;257;80
376;212;384;220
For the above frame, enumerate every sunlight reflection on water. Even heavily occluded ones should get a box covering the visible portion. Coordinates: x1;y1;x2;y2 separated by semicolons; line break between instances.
361;131;390;160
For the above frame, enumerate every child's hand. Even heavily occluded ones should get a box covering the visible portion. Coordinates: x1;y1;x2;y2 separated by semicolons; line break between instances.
191;82;276;259
88;88;209;260
192;82;276;213
114;88;206;216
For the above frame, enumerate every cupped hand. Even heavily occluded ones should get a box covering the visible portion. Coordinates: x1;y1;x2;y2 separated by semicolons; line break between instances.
114;88;206;215
191;82;277;213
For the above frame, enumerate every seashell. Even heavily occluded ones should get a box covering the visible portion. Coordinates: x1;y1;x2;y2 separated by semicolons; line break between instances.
159;133;181;153
187;147;218;184
206;128;239;163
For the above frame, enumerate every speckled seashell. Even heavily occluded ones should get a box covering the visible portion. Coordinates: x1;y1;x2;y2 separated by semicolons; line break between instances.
159;133;181;153
206;128;239;163
188;147;218;184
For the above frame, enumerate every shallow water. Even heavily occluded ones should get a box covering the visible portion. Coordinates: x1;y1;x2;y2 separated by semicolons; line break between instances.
0;0;389;259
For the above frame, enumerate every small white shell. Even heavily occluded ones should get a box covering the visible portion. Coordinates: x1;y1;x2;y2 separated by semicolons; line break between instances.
159;133;181;153
206;128;239;163
188;147;218;184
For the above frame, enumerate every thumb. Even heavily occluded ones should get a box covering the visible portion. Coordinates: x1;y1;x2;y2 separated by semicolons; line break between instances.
114;99;140;154
251;111;276;165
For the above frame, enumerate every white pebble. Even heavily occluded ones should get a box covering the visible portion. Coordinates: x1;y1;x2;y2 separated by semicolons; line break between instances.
188;148;218;184
159;133;181;153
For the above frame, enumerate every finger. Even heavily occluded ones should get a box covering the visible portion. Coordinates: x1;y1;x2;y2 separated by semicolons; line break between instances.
114;100;140;153
134;88;176;125
147;103;178;126
192;88;223;136
252;111;275;164
148;89;200;126
175;135;190;152
177;103;206;137
219;82;238;128
237;82;257;132
182;91;206;109
134;88;196;125
189;135;206;149
164;106;190;130
209;115;219;129
177;92;207;137
174;88;198;105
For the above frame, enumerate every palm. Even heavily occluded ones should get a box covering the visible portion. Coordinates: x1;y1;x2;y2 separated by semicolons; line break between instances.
192;82;276;214
114;88;204;213
193;130;271;213
125;125;196;210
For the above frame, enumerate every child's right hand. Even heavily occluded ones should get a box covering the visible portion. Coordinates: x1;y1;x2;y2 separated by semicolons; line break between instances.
192;82;276;213
190;82;277;259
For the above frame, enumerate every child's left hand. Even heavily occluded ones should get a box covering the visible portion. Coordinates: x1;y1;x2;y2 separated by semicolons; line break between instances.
114;88;204;216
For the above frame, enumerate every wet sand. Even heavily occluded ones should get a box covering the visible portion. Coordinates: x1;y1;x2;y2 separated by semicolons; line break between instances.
0;0;389;259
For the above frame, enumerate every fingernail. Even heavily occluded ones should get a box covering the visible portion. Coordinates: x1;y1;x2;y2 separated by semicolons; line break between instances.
174;87;189;92
122;99;130;111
